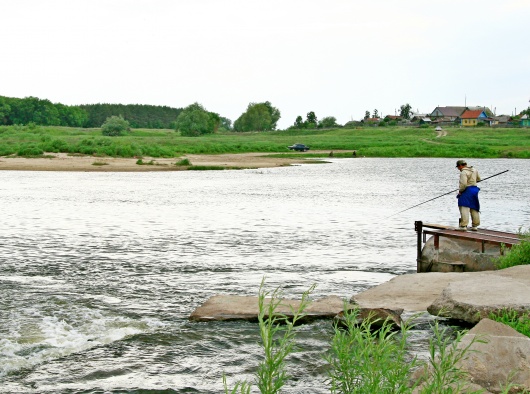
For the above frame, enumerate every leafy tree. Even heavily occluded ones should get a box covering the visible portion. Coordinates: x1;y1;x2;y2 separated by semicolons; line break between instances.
294;115;304;128
319;116;340;128
233;101;281;132
219;117;232;131
521;107;530;117
0;97;10;125
364;110;370;119
306;111;317;125
373;109;379;118
175;102;219;136
9;96;60;125
399;103;412;119
101;115;130;136
56;103;88;127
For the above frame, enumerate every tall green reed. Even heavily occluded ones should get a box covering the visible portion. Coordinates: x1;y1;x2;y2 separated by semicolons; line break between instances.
325;307;416;393
225;284;491;394
224;279;315;394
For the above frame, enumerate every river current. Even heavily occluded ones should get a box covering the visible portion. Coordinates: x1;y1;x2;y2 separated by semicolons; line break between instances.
1;158;528;393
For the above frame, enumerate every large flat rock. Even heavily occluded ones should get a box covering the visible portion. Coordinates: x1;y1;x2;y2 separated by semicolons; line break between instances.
351;271;475;311
351;266;530;319
428;273;530;323
189;295;345;322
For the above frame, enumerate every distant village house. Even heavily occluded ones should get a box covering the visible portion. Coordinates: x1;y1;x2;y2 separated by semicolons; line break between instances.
458;109;488;127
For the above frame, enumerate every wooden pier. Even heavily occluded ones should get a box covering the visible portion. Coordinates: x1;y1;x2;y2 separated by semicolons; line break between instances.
415;221;522;272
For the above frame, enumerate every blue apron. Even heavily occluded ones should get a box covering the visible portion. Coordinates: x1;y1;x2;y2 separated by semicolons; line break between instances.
457;186;480;211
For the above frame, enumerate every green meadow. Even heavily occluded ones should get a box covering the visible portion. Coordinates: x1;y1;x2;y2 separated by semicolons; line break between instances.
1;124;529;159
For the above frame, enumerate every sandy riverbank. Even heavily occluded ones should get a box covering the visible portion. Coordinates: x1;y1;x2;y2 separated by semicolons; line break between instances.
0;152;335;172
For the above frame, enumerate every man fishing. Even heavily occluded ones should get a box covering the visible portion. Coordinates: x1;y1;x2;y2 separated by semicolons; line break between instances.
456;159;481;231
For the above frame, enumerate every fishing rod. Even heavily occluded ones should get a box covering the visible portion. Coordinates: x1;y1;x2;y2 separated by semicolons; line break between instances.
388;169;509;218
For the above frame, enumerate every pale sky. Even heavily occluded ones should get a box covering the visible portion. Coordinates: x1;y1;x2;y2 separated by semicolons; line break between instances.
1;0;529;129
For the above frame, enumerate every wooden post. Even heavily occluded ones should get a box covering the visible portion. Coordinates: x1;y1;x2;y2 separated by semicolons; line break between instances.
415;221;423;272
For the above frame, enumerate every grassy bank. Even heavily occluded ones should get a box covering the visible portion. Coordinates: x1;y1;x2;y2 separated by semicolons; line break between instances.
1;124;529;159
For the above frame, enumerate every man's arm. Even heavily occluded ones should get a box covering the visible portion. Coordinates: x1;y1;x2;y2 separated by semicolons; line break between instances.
459;171;468;193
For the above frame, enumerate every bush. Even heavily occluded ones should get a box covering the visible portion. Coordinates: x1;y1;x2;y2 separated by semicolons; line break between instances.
101;115;130;136
175;103;219;136
17;145;44;157
496;232;530;269
175;158;191;166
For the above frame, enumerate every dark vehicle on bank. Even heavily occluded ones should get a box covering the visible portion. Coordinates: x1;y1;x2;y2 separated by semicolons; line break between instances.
287;143;310;152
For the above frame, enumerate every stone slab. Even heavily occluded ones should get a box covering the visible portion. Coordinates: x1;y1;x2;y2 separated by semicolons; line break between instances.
352;265;530;314
189;295;345;322
427;274;530;323
351;272;475;311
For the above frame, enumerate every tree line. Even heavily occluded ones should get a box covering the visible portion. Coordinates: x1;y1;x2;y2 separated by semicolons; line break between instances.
0;95;420;136
0;96;183;129
4;95;529;137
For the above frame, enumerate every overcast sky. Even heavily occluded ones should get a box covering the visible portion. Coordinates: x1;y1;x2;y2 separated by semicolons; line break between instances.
1;0;529;128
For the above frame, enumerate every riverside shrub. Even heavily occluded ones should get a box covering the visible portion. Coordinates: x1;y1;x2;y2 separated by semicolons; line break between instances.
496;231;530;269
101;115;130;136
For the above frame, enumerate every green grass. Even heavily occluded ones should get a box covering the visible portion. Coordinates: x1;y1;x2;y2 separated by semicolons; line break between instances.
489;309;530;338
1;124;529;158
496;231;530;269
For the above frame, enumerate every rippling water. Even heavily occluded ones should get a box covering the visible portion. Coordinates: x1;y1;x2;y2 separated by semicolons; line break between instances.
1;158;528;393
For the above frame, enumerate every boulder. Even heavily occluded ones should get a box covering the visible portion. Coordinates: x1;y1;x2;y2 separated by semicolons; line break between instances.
352;266;530;322
189;295;345;323
428;266;530;323
334;307;403;330
419;236;502;272
455;318;530;393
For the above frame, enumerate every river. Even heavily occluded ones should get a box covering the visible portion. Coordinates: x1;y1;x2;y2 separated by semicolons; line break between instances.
1;158;528;393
